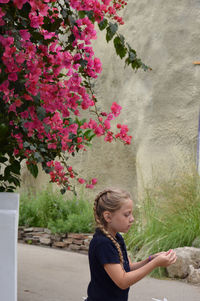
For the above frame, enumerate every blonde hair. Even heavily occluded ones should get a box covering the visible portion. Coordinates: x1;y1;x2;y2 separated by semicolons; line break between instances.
93;188;131;265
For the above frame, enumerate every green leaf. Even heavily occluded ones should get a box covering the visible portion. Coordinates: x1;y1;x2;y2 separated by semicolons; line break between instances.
0;156;8;163
61;187;67;194
84;11;95;23
98;18;108;31
10;160;21;175
34;152;43;162
78;11;86;19
106;23;118;42
23;141;30;148
4;166;11;178
84;129;96;141
10;177;20;187
37;107;46;121
27;163;38;178
69;15;76;27
113;35;127;59
79;59;88;68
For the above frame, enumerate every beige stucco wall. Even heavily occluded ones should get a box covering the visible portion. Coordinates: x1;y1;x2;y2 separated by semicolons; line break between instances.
20;0;200;200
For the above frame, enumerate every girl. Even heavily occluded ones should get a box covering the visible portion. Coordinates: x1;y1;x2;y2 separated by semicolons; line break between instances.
85;188;177;301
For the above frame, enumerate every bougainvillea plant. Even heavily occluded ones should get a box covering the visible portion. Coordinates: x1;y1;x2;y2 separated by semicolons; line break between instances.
0;0;150;194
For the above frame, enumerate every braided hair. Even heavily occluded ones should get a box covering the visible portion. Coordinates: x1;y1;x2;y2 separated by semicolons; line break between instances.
93;188;131;266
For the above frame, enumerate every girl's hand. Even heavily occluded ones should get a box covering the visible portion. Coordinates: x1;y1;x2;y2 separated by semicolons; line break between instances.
154;249;177;267
151;249;175;260
150;251;166;260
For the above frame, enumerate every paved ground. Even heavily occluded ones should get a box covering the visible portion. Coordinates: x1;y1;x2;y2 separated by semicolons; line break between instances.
18;243;200;301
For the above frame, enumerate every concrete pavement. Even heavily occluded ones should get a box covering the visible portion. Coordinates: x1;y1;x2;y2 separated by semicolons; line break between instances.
18;243;200;301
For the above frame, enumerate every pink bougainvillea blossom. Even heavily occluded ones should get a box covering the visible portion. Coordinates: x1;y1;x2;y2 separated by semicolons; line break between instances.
0;0;133;192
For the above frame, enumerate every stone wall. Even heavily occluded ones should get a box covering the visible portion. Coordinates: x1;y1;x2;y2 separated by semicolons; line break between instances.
18;227;93;254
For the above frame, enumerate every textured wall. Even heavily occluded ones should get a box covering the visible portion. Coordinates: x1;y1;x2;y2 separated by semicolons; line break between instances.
20;0;200;200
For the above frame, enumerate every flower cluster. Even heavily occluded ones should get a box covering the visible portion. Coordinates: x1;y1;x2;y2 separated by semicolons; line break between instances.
0;0;132;192
69;0;128;25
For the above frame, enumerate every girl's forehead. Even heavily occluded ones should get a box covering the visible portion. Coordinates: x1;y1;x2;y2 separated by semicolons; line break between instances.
120;198;133;209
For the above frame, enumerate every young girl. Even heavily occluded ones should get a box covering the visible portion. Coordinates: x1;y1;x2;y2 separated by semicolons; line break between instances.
85;188;177;301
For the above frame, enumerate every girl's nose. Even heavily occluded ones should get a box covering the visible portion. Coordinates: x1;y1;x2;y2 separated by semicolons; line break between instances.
130;214;134;223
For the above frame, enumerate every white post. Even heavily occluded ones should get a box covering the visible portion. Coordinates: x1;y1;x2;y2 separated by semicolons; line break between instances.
0;193;19;301
197;110;200;175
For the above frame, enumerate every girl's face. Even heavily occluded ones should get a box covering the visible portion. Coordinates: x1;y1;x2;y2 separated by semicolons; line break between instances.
105;198;134;237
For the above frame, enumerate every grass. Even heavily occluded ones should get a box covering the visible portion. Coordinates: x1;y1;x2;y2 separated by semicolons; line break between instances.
19;187;95;234
124;170;200;277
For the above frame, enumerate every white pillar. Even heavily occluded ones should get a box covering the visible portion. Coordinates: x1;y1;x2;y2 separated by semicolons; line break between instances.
197;110;200;175
0;193;19;301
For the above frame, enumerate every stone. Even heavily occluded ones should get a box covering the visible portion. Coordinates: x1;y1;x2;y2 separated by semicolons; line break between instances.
32;227;44;232
63;238;73;245
53;241;66;248
24;227;34;233
73;239;83;245
40;237;51;246
44;228;51;234
69;244;81;251
51;233;62;242
80;245;89;252
24;238;33;244
167;247;200;279
68;233;87;240
187;265;200;285
192;237;200;248
18;226;25;231
84;239;91;247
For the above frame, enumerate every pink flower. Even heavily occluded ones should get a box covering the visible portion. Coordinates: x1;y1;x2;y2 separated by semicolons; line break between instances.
15;99;22;107
8;72;18;82
0;7;5;26
93;57;102;73
20;111;29;119
111;102;122;117
29;12;44;28
77;137;82;143
13;0;28;9
103;119;111;130
0;0;10;3
104;131;113;143
0;80;9;92
78;178;85;184
14;148;19;156
20;29;30;41
102;0;111;5
94;125;104;136
86;184;94;189
91;178;97;185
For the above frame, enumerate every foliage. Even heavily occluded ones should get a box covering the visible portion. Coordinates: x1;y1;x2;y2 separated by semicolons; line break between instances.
19;187;95;233
0;0;150;193
124;171;200;277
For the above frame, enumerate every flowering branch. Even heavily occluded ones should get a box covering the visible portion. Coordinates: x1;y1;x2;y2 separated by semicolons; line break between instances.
0;0;149;193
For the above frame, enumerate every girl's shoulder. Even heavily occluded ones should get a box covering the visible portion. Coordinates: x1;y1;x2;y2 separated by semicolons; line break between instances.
91;229;125;248
90;229;112;247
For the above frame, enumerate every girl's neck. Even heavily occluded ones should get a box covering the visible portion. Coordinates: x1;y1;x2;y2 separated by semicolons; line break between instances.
106;226;117;239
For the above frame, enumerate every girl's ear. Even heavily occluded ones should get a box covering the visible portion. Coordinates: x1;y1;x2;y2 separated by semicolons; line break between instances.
103;211;112;223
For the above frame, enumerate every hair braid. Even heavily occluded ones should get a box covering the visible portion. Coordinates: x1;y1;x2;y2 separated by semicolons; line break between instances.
93;188;130;266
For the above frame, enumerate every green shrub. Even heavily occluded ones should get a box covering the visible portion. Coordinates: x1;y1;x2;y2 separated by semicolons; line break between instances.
19;187;95;233
124;171;200;277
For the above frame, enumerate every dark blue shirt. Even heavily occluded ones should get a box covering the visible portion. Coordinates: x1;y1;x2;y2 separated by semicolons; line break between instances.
86;228;130;301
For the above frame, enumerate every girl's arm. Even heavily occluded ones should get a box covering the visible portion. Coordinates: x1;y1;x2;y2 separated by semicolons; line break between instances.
104;251;176;290
128;251;166;271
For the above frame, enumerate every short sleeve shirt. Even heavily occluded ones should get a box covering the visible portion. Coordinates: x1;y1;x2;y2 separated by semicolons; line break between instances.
86;228;130;301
